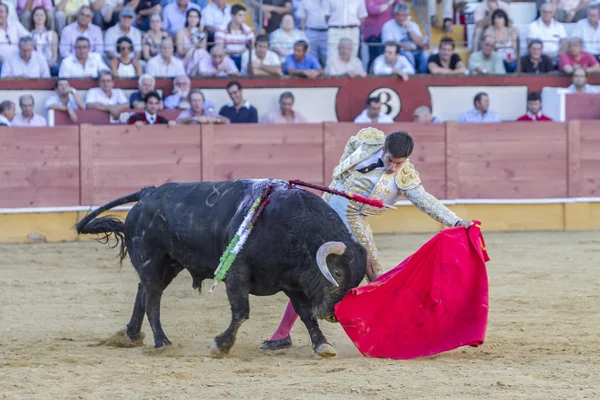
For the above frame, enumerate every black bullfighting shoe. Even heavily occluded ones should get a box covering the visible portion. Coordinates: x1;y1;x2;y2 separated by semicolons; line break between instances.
259;335;292;350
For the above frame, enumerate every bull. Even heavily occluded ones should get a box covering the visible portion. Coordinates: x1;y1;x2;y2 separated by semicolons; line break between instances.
75;179;367;358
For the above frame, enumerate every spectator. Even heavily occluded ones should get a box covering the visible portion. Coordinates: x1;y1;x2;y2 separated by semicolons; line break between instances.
262;91;306;123
128;91;174;125
0;36;50;78
571;6;600;61
354;96;394;123
269;13;307;63
0;3;30;58
104;6;142;59
428;0;454;33
196;43;239;76
58;36;109;78
567;66;599;92
427;36;467;75
164;74;192;109
324;36;366;77
214;4;255;70
176;88;230;124
555;0;588;23
12;94;47;126
110;36;143;77
130;74;160;109
219;81;259;123
141;11;169;61
85;70;129;119
519;39;555;74
241;34;282;76
283;39;323;78
323;0;367;61
296;0;328;66
99;0;125;28
18;0;54;31
59;6;104;59
175;8;207;63
372;41;414;80
381;2;428;73
146;36;186;77
527;3;567;60
0;101;16;126
516;91;552;121
45;78;85;123
472;0;511;51
162;0;200;37
457;92;501;123
29;7;59;76
250;0;293;35
363;0;400;72
559;36;600;74
413;105;440;123
130;0;161;32
467;36;506;75
483;9;519;73
203;0;231;42
54;0;101;34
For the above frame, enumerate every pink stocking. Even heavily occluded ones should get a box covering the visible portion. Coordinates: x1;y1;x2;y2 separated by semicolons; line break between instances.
269;300;299;340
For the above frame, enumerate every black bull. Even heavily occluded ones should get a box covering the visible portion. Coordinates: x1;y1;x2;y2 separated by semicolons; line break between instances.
75;179;367;358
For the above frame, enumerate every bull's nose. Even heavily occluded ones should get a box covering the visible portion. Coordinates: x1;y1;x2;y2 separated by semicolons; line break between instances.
325;315;338;323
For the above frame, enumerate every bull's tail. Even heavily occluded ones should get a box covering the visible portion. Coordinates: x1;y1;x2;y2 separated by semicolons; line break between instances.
75;186;156;263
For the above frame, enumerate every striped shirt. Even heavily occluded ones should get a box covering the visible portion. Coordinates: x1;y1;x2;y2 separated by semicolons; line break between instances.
457;108;501;123
215;23;255;55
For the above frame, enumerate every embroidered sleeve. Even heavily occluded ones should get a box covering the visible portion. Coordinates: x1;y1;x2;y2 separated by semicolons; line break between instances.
332;127;386;179
403;185;461;227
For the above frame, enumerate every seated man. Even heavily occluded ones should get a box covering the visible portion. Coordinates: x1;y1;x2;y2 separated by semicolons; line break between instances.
259;128;472;353
241;34;282;77
12;95;47;127
567;66;599;92
176;89;230;125
559;36;600;74
127;91;174;126
516;91;552;121
324;37;367;78
372;42;415;81
457;92;501;123
283;40;323;78
45;78;86;123
261;91;306;124
519;39;555;74
85;70;129;120
427;37;467;75
354;96;394;124
467;37;506;75
130;74;162;110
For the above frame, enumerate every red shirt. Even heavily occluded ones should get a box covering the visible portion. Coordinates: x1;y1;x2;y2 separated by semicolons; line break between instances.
516;112;553;121
559;51;599;71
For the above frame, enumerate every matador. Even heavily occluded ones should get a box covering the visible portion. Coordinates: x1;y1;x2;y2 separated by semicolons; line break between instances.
260;128;473;352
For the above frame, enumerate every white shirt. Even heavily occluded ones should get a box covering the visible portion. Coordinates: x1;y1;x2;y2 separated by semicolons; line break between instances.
353;109;394;123
0;115;12;126
58;53;110;78
567;83;599;93
0;20;30;54
146;54;186;77
45;94;80;111
202;3;231;29
296;0;328;30
85;87;128;106
527;18;567;58
103;24;143;56
381;19;423;51
323;0;367;27
0;50;50;78
240;49;281;75
12;114;47;127
145;111;158;124
372;54;415;75
571;18;600;55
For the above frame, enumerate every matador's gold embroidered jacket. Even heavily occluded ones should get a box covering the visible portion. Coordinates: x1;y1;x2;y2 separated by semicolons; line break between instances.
323;127;461;229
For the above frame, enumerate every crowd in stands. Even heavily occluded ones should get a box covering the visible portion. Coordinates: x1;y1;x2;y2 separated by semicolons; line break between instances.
0;0;599;127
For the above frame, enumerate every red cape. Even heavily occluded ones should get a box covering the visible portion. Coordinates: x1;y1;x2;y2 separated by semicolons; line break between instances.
334;222;490;360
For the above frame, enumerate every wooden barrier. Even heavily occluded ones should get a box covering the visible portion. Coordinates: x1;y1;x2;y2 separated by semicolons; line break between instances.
52;109;183;125
1;121;600;209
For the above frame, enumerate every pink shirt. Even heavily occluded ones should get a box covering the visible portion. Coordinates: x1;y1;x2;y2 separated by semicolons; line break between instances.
559;51;599;71
17;0;53;14
364;0;401;39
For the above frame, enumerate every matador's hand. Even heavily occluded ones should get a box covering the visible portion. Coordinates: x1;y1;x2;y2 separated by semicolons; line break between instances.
455;219;474;228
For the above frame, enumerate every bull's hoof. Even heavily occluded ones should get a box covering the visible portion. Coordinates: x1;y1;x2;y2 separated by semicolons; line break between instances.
259;335;292;350
210;340;226;358
155;339;172;350
315;343;337;358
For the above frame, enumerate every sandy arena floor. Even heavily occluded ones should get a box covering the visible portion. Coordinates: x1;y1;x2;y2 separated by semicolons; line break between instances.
1;231;599;400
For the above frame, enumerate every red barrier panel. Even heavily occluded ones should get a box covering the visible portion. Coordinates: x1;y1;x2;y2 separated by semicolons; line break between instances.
565;94;600;121
0;126;80;207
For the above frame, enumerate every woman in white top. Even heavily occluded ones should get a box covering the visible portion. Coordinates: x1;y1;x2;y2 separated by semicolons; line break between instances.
175;8;209;72
142;12;170;61
29;6;58;76
111;36;142;78
269;13;308;64
483;9;519;73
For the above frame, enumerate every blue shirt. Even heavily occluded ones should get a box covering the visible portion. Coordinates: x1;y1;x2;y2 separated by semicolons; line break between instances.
283;54;321;75
457;108;501;123
219;101;259;123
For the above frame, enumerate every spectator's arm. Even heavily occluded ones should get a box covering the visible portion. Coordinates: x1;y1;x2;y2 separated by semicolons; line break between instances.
72;91;85;110
381;21;393;43
0;59;12;78
407;23;425;47
453;59;467;74
133;59;143;76
40;54;51;78
358;0;368;24
50;31;59;65
559;53;573;73
110;57;120;76
269;31;287;57
24;0;35;13
56;0;67;12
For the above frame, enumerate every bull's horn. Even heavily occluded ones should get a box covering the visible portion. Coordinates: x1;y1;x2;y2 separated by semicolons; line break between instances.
316;242;346;287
